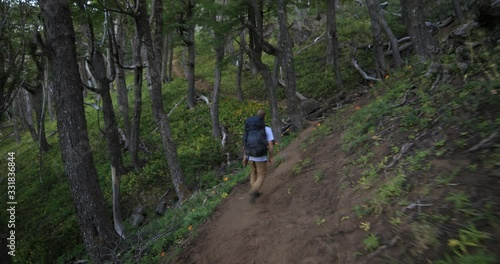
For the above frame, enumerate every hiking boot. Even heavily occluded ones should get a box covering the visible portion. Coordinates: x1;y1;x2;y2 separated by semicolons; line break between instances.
249;191;262;204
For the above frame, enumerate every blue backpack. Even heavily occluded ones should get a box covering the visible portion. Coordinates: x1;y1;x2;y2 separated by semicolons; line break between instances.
243;116;268;157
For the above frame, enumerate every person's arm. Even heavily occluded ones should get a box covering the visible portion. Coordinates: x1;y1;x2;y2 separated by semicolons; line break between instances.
242;146;248;167
267;141;274;165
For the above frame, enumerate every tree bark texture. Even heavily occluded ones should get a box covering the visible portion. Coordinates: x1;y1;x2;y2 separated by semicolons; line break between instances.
277;0;303;131
380;12;404;68
137;0;189;202
326;0;343;88
212;24;224;139
400;0;439;60
81;11;127;233
236;30;245;102
114;15;131;149
181;0;197;109
27;43;51;149
39;1;117;262
130;14;144;170
247;0;282;143
366;0;388;78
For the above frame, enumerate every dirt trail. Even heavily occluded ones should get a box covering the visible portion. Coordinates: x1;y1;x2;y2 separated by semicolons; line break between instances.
172;124;357;264
168;60;366;264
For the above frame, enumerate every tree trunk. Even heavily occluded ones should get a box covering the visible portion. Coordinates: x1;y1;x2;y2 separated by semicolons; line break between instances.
130;18;144;171
327;0;343;88
114;16;131;150
366;0;388;78
380;13;404;68
82;17;127;241
212;21;224;139
236;30;245;102
167;32;175;82
39;1;117;262
247;0;282;142
400;0;439;60
278;0;303;131
20;89;39;141
30;87;50;151
111;166;125;238
137;0;190;202
28;42;50;152
452;0;465;23
161;35;170;83
11;97;21;143
183;0;196;109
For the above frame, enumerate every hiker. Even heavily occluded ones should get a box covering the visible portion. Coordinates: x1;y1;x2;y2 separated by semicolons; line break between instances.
242;109;274;204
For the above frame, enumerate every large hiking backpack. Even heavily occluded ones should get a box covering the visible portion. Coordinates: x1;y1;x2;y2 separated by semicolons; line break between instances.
243;116;268;157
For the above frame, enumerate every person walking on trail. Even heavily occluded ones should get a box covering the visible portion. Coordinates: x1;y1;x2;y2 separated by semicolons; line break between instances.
242;109;274;204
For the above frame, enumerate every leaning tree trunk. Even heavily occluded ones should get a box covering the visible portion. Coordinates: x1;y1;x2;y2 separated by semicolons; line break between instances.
137;0;190;202
327;0;343;88
89;50;126;238
380;12;404;68
278;0;303;131
39;1;117;262
366;0;388;78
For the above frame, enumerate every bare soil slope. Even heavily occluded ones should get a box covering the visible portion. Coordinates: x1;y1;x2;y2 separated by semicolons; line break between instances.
173;117;375;264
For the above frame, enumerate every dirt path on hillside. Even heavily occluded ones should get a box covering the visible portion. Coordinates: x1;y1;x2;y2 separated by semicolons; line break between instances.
167;122;368;264
166;59;364;264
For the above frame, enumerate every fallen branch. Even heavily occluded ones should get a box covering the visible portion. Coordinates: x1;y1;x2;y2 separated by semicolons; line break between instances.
385;41;412;55
391;88;414;107
466;131;499;152
366;235;400;259
386;143;414;170
84;102;101;110
197;94;211;107
296;31;326;55
430;73;442;93
277;79;308;101
352;58;380;82
221;125;228;148
158;189;171;202
167;98;185;118
402;201;433;214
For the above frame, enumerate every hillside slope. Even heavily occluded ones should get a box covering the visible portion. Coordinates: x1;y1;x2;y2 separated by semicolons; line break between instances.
166;84;499;263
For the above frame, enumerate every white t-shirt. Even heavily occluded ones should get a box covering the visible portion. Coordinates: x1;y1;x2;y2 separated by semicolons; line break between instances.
248;126;274;162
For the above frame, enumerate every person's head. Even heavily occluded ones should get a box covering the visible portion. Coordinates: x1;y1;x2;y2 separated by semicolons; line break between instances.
256;109;266;119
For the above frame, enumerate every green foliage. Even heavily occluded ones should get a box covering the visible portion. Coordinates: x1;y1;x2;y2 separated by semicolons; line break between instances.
293;158;312;175
446;192;471;210
409;222;440;256
313;171;324;182
310;123;333;143
353;204;372;219
363;233;380;252
405;150;432;173
357;165;378;189
447;226;491;258
120;169;249;263
376;172;406;203
436;251;497;264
